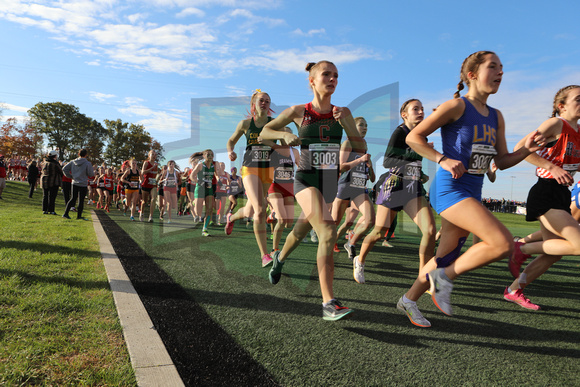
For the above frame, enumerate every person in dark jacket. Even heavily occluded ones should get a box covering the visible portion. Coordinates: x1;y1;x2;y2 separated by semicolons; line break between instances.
27;160;39;198
41;150;63;214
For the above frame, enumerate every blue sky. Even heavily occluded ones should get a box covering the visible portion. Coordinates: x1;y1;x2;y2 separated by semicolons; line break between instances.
1;0;579;201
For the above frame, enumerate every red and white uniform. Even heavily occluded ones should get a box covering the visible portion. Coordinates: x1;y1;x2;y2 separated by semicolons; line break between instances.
536;118;580;179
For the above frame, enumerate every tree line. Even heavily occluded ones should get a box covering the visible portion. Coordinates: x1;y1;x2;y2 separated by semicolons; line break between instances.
0;102;164;164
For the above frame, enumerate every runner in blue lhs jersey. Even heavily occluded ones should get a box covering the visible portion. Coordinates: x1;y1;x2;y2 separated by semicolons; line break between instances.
395;51;544;328
260;60;365;321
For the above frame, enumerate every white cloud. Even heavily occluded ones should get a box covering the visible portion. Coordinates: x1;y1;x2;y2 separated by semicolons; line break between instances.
117;98;188;134
2;103;29;113
291;28;326;37
0;1;373;78
89;91;116;102
176;7;205;18
241;45;380;73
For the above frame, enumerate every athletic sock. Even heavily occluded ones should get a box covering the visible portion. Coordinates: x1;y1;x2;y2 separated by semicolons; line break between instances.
322;299;336;307
402;295;415;304
203;216;210;230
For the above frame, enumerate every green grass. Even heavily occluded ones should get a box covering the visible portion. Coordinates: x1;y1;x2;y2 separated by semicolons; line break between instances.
0;182;135;386
110;196;580;385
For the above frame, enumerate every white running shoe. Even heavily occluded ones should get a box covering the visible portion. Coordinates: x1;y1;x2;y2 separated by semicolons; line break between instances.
353;256;365;284
310;229;318;243
428;268;454;316
396;297;431;328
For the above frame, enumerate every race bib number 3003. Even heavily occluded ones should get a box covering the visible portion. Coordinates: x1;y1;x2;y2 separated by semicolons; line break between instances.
309;143;339;170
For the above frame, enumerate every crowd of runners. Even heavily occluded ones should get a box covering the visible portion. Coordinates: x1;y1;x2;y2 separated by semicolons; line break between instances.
2;51;579;327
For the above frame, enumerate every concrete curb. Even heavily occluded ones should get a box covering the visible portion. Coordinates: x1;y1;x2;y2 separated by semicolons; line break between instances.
91;211;185;387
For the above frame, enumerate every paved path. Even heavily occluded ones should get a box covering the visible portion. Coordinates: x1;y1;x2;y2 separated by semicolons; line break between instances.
91;211;185;387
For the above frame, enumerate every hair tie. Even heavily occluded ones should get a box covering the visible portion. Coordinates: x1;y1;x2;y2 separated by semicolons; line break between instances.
252;88;262;95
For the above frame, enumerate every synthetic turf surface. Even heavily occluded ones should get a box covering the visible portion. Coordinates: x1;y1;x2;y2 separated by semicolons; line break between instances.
97;209;580;386
95;211;278;386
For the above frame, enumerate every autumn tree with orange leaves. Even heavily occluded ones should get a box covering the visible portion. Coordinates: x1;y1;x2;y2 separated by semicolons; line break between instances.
0;118;44;158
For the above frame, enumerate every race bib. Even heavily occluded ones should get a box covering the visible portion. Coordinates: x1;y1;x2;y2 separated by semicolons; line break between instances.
350;171;367;189
275;167;294;182
130;181;138;188
404;161;422;181
251;146;271;163
309;143;339;170
563;163;578;176
467;144;497;175
148;177;157;186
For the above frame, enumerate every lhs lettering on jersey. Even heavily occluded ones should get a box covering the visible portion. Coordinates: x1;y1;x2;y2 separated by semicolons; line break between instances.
472;124;496;146
319;125;331;142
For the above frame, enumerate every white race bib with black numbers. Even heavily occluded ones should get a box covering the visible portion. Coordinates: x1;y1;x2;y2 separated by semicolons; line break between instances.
468;144;497;175
350;172;367;189
275;167;294;182
309;143;339;170
404;161;422;181
251;146;271;163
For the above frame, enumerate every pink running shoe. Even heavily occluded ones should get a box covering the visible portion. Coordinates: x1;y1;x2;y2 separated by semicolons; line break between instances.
333;243;340;253
509;241;532;278
224;213;234;235
503;287;540;310
262;254;273;267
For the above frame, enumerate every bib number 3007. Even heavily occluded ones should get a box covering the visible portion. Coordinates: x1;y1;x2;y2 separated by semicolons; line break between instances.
468;144;496;175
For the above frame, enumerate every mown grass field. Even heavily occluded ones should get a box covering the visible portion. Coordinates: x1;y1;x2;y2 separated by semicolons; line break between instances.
108;194;580;386
0;182;135;386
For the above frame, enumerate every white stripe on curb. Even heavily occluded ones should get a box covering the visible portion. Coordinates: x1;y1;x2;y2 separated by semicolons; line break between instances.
92;211;185;387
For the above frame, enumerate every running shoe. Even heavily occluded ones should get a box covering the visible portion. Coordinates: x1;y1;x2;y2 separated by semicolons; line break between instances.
139;214;143;222
322;299;353;321
261;254;273;268
344;243;356;260
62;214;71;219
202;230;210;237
353;256;365;284
130;216;135;221
382;240;394;248
396;297;431;328
266;212;275;224
269;250;284;285
224;213;234;235
310;229;318;243
503;287;540;310
509;241;532;278
428;268;454;316
148;216;153;223
333;243;340;253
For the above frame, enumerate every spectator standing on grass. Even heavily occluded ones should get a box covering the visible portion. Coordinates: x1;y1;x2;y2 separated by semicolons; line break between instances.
27;159;39;199
0;154;7;199
41;150;63;215
62;149;94;220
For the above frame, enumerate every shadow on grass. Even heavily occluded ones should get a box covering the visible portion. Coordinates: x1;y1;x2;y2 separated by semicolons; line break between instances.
96;211;280;387
0;268;110;290
0;240;101;258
